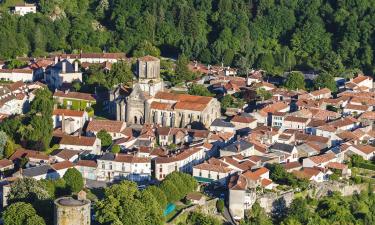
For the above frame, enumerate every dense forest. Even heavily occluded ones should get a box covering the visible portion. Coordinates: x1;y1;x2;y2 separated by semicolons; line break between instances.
1;0;375;76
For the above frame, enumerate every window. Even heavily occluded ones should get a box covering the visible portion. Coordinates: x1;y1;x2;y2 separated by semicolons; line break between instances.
208;173;211;179
67;100;72;106
199;171;202;177
217;174;219;180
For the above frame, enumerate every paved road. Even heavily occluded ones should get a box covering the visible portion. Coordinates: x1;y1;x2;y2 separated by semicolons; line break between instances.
223;205;237;225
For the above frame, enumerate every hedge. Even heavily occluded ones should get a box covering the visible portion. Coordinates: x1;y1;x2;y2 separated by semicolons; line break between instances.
358;162;375;171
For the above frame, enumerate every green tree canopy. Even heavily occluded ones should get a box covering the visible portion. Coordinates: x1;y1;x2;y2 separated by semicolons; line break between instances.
188;84;213;97
284;72;305;90
2;202;46;225
314;72;337;92
97;129;112;147
63;168;84;193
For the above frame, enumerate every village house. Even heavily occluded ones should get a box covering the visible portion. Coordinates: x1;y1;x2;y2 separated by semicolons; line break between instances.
345;75;373;92
231;115;257;130
302;152;337;168
210;119;236;133
154;147;205;180
283;116;311;130
156;127;187;146
252;102;290;125
269;143;299;163
75;160;97;180
86;119;127;140
220;140;254;157
53;90;96;110
310;88;332;100
0;68;34;82
58;135;101;155
345;144;375;160
10;148;51;165
0;159;14;173
97;153;151;182
21;165;57;180
343;104;372;116
271;112;286;128
358;111;375;126
52;109;88;134
292;167;328;183
193;161;235;185
12;3;37;16
51;149;81;163
45;59;82;90
51;161;75;178
55;53;127;64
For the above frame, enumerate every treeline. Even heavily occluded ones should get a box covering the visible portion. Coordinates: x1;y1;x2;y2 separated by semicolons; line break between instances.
1;0;375;76
241;188;375;225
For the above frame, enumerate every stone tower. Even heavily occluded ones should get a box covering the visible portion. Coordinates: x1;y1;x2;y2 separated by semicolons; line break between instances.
137;55;160;79
137;55;163;96
54;196;91;225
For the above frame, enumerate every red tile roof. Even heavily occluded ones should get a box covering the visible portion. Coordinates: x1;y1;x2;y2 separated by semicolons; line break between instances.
54;90;95;101
76;160;97;168
59;135;96;146
86;119;126;133
53;109;85;117
51;161;74;170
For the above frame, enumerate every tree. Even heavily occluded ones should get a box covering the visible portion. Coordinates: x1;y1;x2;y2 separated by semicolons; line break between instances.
242;202;273;225
284;72;305;90
3;202;46;225
63;168;84;193
111;144;121;154
107;61;134;88
4;138;15;158
174;54;196;84
95;181;163;225
314;72;337;92
145;186;168;209
97;129;112;148
9;178;51;204
188;84;213;96
6;59;27;69
132;40;160;57
256;88;272;101
160;180;180;202
0;131;8;158
30;88;53;116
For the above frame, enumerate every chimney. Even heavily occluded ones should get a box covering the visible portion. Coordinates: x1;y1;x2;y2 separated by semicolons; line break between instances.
74;61;79;72
62;62;66;73
77;190;87;200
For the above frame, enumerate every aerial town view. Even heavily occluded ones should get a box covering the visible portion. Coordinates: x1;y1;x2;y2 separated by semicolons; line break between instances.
0;0;375;225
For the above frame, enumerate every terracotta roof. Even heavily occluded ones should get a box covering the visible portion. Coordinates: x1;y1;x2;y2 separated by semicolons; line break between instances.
114;154;150;163
54;91;95;101
0;68;33;74
352;75;371;84
283;161;302;170
311;88;331;96
155;147;202;164
231;115;257;124
308;152;336;164
76;160;97;168
51;149;80;160
228;174;247;190
154;92;214;112
352;145;375;154
359;111;375;120
326;162;347;170
261;178;273;187
86;119;126;133
329;117;358;128
59;135;96;146
10;149;49;161
138;55;159;62
0;159;13;168
53;109;85;117
242;167;268;181
345;104;369;111
150;102;173;111
284;116;309;123
194;163;232;173
259;102;289;116
51;161;74;170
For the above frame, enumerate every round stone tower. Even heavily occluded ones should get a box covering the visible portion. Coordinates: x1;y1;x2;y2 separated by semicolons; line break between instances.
54;193;91;225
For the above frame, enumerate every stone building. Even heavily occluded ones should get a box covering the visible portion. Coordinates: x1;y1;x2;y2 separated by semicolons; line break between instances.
109;55;220;128
54;193;91;225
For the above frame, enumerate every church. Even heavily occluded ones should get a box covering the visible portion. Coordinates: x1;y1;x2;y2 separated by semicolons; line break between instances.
109;55;221;128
